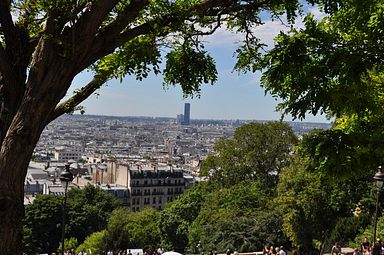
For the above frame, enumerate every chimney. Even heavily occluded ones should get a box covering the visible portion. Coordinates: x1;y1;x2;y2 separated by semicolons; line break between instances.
153;163;158;173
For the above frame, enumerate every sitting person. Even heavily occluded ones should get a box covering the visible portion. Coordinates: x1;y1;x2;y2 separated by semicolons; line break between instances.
331;242;342;255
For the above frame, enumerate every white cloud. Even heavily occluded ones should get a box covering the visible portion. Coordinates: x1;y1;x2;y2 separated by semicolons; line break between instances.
202;5;325;49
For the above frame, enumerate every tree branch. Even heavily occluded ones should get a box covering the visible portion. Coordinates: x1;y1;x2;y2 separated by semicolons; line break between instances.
48;75;108;122
0;0;17;46
0;45;20;87
77;0;272;72
50;0;288;122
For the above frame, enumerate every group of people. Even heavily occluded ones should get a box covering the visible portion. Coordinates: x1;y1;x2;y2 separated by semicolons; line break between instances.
263;245;287;255
332;237;383;255
354;238;382;255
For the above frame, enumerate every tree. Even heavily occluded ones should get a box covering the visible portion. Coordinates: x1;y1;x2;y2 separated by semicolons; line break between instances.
22;185;120;254
188;180;287;253
159;184;206;252
66;184;121;244
239;0;384;175
242;0;384;120
104;207;161;251
201;121;298;188
0;1;329;253
23;195;63;254
76;230;107;255
275;150;373;253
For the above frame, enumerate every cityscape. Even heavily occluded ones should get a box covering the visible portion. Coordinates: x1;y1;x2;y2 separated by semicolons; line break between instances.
27;103;331;212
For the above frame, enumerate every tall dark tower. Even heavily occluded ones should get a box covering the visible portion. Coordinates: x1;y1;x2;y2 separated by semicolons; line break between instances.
183;103;190;125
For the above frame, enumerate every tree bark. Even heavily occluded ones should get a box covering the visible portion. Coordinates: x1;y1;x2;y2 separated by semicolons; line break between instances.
0;115;43;254
0;40;76;254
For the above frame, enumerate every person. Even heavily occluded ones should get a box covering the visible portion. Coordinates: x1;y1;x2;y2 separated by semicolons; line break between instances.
372;239;382;255
226;249;231;255
263;246;270;255
269;246;276;255
128;250;133;255
279;246;287;255
331;242;341;255
352;247;360;255
234;250;239;255
361;237;370;255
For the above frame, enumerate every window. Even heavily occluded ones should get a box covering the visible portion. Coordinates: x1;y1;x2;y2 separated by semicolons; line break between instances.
153;197;156;204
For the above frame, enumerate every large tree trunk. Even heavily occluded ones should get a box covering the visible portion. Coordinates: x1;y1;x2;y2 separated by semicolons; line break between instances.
0;44;76;253
0;114;45;254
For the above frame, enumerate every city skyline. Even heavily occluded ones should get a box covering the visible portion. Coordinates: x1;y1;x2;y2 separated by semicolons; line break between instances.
67;5;330;123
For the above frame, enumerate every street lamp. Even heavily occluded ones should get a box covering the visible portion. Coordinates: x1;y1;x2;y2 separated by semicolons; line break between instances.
59;164;74;255
373;166;384;244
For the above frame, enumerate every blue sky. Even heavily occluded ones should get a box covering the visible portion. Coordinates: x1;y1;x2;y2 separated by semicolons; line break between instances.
70;5;329;123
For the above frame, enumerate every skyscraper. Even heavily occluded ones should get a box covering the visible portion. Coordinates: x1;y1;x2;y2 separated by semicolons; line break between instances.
183;103;190;125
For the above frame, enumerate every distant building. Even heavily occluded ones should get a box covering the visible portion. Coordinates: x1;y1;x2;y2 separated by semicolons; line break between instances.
182;103;190;125
107;161;186;211
53;146;84;162
176;114;184;124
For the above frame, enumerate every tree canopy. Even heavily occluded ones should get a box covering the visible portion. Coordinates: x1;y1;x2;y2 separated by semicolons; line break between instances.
245;0;384;120
200;121;298;188
22;185;120;254
233;0;384;177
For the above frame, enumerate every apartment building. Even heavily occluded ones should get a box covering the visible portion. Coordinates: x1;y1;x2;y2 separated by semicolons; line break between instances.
107;161;186;211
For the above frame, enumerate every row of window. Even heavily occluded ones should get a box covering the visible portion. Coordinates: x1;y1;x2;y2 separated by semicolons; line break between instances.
132;196;178;205
131;188;183;196
133;179;183;186
132;196;163;205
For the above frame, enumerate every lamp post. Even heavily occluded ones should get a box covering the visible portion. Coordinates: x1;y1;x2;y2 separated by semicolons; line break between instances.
59;164;74;255
373;166;384;244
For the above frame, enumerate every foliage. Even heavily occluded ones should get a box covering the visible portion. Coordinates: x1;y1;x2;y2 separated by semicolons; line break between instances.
201;121;298;188
22;185;120;254
189;180;287;253
350;203;384;248
329;216;370;250
77;230;107;255
235;0;384;177
159;184;206;252
104;207;161;251
66;184;121;244
59;237;78;255
275;152;373;252
163;42;217;98
298;116;384;177
244;0;384;120
23;195;63;254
